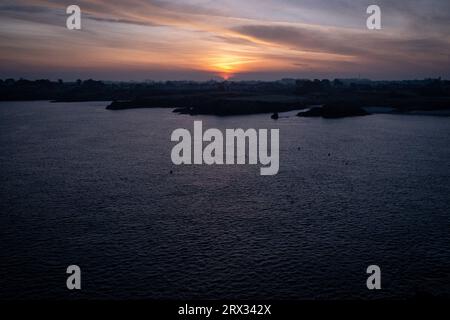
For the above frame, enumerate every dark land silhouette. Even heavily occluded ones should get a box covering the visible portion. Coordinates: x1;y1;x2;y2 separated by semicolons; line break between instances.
1;78;449;117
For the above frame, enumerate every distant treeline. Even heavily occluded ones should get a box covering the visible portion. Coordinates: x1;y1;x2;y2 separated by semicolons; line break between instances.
0;78;449;102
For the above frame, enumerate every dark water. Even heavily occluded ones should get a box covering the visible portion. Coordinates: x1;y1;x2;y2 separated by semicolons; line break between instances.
1;101;449;300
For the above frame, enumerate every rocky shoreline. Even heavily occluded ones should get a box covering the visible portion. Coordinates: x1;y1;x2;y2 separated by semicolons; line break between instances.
2;78;449;118
297;104;370;118
106;93;450;118
107;94;307;116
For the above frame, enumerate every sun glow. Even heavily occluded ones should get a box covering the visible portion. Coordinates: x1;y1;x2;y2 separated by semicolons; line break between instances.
206;55;249;80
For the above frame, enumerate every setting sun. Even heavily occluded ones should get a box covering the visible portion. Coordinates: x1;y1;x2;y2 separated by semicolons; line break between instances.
206;55;249;79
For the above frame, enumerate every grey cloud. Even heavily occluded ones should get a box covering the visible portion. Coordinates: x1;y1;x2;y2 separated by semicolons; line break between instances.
86;16;162;27
233;24;450;58
233;24;365;56
0;5;49;13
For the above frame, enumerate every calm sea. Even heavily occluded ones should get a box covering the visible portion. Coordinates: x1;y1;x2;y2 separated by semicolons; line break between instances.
1;101;449;299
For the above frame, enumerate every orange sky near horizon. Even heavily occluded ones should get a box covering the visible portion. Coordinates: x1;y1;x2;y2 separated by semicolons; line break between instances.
0;0;449;80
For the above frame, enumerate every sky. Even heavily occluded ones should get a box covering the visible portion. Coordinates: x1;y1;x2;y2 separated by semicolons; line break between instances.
0;0;449;81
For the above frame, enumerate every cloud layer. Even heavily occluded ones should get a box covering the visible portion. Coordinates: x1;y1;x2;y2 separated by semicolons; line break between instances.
0;0;449;80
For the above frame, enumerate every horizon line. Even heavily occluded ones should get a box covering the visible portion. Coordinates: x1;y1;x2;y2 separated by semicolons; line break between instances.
2;77;449;83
